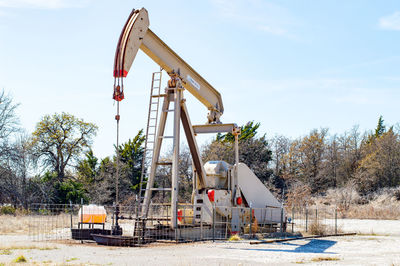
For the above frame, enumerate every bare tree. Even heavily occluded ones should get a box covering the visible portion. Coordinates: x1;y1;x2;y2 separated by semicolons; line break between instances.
0;91;21;205
282;128;328;193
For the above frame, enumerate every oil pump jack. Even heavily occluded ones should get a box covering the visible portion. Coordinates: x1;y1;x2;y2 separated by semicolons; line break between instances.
112;8;284;238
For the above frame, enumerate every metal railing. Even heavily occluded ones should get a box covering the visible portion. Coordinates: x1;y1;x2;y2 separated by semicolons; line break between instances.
26;203;342;245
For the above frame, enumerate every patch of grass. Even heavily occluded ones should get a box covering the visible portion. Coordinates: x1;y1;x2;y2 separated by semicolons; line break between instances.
228;234;242;241
39;246;58;250
13;255;27;263
311;256;340;262
0;245;58;251
357;232;390;237
0;249;11;255
66;257;78;262
0;205;16;215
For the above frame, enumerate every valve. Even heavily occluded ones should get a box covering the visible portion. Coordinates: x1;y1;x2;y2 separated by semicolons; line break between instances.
113;85;124;101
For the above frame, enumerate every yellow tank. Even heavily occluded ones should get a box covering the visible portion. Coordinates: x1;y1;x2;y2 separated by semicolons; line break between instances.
78;205;107;224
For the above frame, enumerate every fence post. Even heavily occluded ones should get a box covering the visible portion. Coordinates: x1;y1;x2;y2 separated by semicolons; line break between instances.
80;198;83;244
291;207;294;233
305;206;308;233
200;206;203;240
315;208;318;225
249;204;253;238
175;203;178;243
212;203;215;242
280;204;283;234
69;200;73;229
335;207;338;235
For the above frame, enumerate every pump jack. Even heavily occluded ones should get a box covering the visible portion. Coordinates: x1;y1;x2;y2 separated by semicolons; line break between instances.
112;8;284;240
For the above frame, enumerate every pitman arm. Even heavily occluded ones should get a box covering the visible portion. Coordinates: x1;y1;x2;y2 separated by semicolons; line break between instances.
113;8;224;123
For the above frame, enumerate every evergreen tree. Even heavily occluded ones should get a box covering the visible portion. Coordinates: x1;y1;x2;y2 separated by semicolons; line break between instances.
374;116;386;138
117;129;145;192
216;121;260;142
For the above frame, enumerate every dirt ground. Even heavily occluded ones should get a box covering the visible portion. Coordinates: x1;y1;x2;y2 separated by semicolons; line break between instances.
1;220;400;265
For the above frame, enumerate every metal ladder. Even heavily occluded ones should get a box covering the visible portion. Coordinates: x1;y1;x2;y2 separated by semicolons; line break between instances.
138;71;163;209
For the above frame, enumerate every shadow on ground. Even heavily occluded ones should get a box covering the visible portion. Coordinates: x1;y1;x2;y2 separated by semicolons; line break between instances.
226;239;337;254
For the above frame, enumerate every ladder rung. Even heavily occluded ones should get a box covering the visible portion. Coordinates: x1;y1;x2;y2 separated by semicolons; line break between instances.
152;94;166;98
150;188;172;191
156;161;172;165
163;109;174;112
159;136;173;139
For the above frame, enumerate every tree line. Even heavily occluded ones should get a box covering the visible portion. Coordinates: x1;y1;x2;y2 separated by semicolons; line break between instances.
1;90;399;207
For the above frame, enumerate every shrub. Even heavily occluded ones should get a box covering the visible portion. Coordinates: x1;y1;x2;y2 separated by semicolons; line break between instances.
13;255;27;263
309;221;326;235
0;206;16;215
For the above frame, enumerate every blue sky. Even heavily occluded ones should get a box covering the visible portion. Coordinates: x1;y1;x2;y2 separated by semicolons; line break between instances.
1;0;400;158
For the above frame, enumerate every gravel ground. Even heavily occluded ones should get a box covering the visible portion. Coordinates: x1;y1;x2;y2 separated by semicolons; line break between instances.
1;220;400;265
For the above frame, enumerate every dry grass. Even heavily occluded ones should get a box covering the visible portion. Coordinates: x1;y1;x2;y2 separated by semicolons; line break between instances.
311;256;340;262
0;215;33;234
309;221;327;235
312;187;400;220
0;249;11;255
342;204;400;220
0;213;72;234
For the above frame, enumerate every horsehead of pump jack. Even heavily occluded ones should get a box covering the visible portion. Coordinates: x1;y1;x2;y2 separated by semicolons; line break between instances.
113;7;284;230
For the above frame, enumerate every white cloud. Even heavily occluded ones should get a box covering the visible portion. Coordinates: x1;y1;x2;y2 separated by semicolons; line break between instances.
210;0;300;39
379;11;400;30
0;0;89;9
